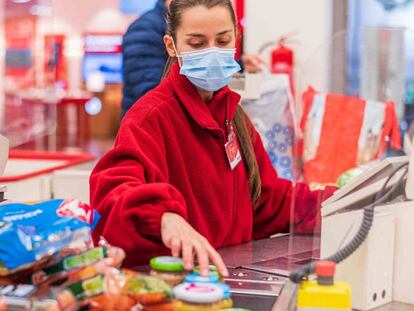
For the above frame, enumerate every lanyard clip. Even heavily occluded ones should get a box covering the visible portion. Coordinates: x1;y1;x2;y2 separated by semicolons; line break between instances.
225;120;234;140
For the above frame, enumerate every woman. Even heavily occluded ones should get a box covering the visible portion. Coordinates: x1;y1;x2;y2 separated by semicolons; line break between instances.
90;0;332;277
121;0;263;116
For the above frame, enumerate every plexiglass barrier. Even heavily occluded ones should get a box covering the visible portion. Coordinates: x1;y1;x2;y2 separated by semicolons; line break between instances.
0;0;59;149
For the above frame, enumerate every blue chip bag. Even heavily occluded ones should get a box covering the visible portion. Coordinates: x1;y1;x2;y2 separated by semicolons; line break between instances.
0;199;100;270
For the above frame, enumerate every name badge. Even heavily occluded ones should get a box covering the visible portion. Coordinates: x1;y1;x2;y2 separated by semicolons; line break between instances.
225;131;242;170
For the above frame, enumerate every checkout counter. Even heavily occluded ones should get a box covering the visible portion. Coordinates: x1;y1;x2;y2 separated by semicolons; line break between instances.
219;236;414;311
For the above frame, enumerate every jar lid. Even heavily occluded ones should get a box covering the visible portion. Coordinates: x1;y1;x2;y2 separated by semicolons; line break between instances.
193;265;219;276
150;256;184;272
173;283;224;303
185;273;220;284
215;283;231;299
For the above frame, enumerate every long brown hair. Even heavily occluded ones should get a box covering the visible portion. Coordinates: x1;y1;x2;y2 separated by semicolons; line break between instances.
163;0;261;207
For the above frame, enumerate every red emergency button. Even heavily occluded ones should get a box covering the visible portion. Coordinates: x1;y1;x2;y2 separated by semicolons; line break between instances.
316;261;336;277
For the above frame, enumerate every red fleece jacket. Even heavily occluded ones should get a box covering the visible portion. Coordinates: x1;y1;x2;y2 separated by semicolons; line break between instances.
90;62;333;267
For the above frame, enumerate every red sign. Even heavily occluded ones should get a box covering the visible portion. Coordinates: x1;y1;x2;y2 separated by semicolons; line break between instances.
4;15;36;88
44;35;67;88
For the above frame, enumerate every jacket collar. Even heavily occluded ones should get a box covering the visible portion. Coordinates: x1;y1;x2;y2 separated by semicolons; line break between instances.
155;0;168;15
167;62;241;132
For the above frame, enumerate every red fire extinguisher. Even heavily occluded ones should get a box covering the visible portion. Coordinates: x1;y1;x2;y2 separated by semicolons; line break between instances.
271;37;295;96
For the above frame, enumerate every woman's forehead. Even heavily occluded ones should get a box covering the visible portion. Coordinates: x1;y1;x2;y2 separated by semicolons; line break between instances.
178;5;234;37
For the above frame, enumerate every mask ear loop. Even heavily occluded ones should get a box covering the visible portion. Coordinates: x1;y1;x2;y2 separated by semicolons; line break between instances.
170;37;183;66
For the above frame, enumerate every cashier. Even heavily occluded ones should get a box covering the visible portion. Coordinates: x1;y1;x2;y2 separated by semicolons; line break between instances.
90;0;333;277
121;0;264;116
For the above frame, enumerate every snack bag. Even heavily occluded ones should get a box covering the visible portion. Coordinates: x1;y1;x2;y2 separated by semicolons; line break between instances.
300;86;401;185
0;199;100;272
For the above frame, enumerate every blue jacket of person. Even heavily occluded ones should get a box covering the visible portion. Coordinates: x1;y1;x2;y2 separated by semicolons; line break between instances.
122;0;168;116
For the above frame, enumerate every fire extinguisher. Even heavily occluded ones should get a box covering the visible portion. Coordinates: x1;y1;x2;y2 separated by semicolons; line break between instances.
271;37;295;96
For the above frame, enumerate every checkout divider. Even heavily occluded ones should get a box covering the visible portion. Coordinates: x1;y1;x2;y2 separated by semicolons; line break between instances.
0;150;94;203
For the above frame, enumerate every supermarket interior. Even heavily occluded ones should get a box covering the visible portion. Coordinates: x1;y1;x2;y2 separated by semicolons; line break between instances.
0;0;414;310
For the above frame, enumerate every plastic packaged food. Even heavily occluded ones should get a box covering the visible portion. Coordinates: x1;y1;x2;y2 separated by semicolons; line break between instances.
0;199;99;274
31;246;125;286
150;256;186;286
336;161;379;188
0;283;78;311
173;283;226;311
31;247;108;285
87;269;173;311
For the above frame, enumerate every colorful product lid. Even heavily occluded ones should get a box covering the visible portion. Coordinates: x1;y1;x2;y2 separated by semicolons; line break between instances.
185;273;220;284
150;256;184;272
215;283;231;299
173;283;224;303
193;265;219;276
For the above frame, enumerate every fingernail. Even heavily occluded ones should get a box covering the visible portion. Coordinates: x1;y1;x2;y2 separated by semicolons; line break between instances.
201;269;208;276
185;263;193;270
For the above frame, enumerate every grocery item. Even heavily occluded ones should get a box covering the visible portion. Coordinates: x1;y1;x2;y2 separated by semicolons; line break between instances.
173;282;226;311
88;269;173;311
336;162;379;188
0;199;99;273
185;273;219;284
300;86;401;184
0;283;78;311
150;256;186;286
215;283;233;309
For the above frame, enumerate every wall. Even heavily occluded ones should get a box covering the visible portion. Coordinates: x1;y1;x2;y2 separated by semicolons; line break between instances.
244;0;333;96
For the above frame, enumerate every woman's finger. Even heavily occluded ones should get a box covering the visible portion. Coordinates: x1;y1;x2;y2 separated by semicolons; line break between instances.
182;240;194;271
205;244;228;277
170;237;181;258
193;241;210;276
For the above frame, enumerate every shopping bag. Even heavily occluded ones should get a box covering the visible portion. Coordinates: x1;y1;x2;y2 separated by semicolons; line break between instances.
300;86;401;185
242;75;300;180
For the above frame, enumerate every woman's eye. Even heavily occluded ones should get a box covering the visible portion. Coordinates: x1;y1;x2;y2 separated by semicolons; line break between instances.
218;41;230;46
189;42;204;49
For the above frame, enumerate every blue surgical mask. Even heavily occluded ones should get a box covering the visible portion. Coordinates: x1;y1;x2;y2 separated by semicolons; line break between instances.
176;46;241;92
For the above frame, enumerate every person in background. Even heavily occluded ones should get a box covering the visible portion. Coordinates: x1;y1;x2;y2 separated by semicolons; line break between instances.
122;0;264;116
92;0;334;276
122;0;172;117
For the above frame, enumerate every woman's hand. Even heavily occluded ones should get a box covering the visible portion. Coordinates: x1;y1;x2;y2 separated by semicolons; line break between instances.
242;53;266;73
161;212;229;277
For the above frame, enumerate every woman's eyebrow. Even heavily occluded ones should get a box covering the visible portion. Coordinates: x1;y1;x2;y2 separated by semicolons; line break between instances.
185;33;207;38
217;29;233;35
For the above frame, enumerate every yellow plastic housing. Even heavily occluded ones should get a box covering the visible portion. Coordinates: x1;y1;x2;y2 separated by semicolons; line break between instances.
297;280;351;309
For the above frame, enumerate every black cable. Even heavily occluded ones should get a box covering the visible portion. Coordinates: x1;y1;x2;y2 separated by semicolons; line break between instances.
289;162;409;283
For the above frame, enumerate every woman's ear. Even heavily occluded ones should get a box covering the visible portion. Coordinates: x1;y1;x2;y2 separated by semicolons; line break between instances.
164;35;177;57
